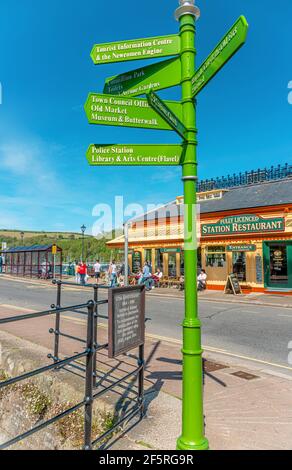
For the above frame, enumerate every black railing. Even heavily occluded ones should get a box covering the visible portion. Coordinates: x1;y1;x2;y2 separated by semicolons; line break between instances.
0;280;145;450
197;163;292;192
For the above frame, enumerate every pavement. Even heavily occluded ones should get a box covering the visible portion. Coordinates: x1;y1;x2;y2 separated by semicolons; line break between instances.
0;296;292;450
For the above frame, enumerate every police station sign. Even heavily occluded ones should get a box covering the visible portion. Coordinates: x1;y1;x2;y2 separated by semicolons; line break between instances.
201;214;285;236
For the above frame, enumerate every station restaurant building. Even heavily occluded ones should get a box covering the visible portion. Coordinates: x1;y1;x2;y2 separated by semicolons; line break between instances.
108;168;292;294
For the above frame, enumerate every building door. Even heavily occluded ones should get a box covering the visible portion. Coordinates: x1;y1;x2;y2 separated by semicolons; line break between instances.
232;252;246;282
264;242;292;289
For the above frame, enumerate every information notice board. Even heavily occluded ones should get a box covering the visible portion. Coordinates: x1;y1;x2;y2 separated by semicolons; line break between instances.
108;285;145;358
224;273;242;295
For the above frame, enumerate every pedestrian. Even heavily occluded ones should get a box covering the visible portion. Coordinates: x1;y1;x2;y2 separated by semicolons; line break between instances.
75;260;80;284
108;260;117;288
79;262;87;286
0;255;2;274
94;259;101;284
139;261;151;286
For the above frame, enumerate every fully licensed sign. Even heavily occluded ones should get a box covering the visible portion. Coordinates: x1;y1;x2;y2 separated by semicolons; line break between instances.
91;34;180;65
84;93;182;131
108;285;145;358
86;144;183;166
104;57;181;97
202;214;285;236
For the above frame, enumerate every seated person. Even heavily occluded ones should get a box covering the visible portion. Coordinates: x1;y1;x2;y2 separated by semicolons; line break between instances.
152;268;163;286
197;269;207;291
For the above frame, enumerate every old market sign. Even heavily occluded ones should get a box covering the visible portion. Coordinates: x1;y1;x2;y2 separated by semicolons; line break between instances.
86;144;184;166
84;93;182;131
91;34;180;65
201;214;285;237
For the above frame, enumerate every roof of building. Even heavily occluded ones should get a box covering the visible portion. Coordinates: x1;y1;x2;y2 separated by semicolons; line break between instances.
1;245;61;254
130;178;292;223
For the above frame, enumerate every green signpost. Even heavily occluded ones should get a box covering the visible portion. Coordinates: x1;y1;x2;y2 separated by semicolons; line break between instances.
91;34;181;65
147;91;187;139
85;0;248;451
104;57;181;97
191;15;248;97
84;93;182;131
86;144;184;166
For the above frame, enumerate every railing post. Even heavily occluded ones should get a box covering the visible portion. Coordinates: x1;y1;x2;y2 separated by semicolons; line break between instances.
93;285;98;388
84;300;95;450
138;344;145;419
53;280;62;366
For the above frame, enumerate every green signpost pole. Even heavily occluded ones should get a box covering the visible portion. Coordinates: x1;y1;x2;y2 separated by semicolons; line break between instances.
176;0;209;451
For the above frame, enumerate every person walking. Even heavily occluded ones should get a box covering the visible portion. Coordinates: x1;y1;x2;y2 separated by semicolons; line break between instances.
108;260;117;288
94;259;101;284
0;255;3;275
79;262;87;286
75;261;80;284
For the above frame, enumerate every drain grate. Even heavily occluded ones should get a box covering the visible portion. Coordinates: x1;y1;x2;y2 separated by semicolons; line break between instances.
231;371;259;381
204;360;228;373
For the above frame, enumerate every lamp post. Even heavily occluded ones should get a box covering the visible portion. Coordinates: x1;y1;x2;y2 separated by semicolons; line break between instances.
81;224;86;262
20;232;24;245
175;0;209;451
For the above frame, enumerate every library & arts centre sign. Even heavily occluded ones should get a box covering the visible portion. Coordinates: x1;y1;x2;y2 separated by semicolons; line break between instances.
201;214;285;236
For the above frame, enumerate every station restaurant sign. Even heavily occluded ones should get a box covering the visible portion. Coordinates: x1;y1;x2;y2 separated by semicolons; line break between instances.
201;214;285;237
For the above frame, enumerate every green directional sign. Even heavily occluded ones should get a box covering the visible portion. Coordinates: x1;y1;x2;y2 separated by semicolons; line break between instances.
104;57;181;97
147;91;186;139
191;16;248;97
91;34;180;65
84;93;182;131
86;144;184;166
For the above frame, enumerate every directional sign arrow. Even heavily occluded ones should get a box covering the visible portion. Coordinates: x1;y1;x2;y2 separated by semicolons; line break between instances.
84;93;182;132
91;34;180;65
192;16;248;97
147;91;186;139
103;57;181;97
86;144;184;166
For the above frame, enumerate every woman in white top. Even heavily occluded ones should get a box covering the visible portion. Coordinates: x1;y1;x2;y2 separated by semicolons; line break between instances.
108;260;117;288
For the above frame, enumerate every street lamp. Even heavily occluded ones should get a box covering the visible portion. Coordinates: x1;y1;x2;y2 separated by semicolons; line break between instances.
80;224;86;262
20;232;24;245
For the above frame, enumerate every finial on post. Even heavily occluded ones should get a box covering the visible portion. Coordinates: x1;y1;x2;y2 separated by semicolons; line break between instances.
175;0;200;21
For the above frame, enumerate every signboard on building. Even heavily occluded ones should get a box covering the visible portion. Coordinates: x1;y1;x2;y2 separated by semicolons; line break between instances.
108;286;145;358
160;248;182;254
226;244;256;252
202;215;285;237
132;251;142;273
224;274;242;295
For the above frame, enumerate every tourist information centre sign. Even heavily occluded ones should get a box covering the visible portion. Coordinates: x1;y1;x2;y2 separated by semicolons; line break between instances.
85;1;248;451
202;215;285;236
91;34;181;65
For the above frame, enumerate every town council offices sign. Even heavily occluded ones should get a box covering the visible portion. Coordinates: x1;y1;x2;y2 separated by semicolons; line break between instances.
201;214;285;236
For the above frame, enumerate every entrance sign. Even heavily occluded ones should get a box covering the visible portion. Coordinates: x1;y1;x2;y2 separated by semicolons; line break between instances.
147;91;187;139
91;35;180;65
191;16;248;97
108;285;145;358
104;57;181;97
86;144;183;166
84;93;182;131
226;244;256;252
85;0;248;451
224;274;242;295
202;214;285;237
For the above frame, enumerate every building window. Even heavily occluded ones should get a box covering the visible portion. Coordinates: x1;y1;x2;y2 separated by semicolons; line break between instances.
168;253;176;277
155;249;163;272
206;246;226;268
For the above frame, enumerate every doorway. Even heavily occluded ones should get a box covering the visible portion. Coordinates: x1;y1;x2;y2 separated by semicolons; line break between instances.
264;242;292;289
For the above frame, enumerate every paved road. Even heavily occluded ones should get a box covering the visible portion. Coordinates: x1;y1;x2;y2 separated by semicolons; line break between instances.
0;277;292;377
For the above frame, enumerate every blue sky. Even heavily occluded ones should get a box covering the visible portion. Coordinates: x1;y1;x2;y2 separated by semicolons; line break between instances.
0;0;291;234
